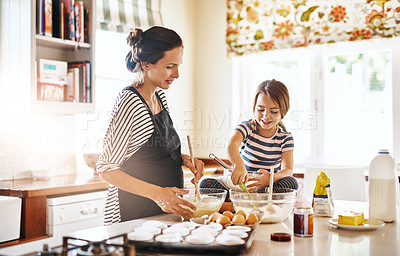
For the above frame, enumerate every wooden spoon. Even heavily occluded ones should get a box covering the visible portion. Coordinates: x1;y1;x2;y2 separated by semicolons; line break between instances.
266;167;276;214
187;135;201;201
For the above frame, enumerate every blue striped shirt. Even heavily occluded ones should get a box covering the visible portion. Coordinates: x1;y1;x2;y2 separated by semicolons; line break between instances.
235;120;294;173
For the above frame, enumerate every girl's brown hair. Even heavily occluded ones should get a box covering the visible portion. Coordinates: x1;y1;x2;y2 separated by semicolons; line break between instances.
252;79;290;130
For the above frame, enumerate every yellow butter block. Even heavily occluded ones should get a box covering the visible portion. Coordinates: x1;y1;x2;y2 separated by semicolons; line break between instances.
338;211;365;226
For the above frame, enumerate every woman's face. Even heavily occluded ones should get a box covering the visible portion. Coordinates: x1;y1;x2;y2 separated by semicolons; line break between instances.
254;93;281;134
144;46;183;90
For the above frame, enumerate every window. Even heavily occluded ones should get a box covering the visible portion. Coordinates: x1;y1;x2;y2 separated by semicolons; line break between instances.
78;30;133;153
232;39;398;167
232;48;314;165
323;50;392;165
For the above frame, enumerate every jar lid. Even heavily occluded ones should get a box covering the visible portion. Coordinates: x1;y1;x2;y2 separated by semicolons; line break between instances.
270;232;291;242
295;206;312;209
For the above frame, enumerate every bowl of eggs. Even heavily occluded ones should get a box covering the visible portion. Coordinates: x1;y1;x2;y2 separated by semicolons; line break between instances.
179;188;227;219
229;187;298;223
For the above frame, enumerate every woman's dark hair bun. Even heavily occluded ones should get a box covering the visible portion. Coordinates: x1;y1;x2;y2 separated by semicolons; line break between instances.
125;51;136;72
126;28;143;47
126;28;144;72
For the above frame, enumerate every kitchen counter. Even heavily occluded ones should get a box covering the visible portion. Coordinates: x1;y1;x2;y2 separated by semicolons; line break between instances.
0;175;109;241
0;165;219;243
0;174;108;198
1;200;398;255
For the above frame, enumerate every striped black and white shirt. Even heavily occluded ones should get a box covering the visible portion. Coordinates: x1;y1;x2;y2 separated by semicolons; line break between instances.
96;87;169;225
236;120;294;173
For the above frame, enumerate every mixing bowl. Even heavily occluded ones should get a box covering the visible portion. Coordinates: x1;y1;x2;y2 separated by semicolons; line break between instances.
179;188;227;219
229;187;298;223
223;169;263;189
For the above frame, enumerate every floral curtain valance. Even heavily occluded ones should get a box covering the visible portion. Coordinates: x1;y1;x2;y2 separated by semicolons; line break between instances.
227;0;400;56
97;0;163;33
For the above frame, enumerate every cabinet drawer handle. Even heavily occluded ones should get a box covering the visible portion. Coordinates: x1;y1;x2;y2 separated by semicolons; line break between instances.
80;207;98;215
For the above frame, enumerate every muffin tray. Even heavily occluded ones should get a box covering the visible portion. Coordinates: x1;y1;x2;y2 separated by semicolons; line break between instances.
128;221;257;255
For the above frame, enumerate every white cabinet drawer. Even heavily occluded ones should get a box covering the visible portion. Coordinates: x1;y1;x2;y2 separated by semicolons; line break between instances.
47;191;107;226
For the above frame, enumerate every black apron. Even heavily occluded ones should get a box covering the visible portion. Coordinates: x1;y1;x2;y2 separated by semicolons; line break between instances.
118;86;183;221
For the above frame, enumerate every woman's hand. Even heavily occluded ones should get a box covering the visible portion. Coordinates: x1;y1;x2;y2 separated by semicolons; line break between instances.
247;169;270;189
151;187;196;219
182;154;204;184
231;164;248;185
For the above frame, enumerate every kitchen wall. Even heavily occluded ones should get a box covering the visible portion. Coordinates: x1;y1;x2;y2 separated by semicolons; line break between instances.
0;0;76;180
160;0;197;152
163;0;233;159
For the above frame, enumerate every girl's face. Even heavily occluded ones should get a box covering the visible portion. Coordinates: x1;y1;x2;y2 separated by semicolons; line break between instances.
144;46;183;90
254;93;281;135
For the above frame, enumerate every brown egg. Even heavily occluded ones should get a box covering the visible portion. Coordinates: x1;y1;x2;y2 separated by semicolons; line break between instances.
222;211;234;220
208;212;223;223
246;213;259;225
235;210;246;219
217;215;232;227
232;214;246;225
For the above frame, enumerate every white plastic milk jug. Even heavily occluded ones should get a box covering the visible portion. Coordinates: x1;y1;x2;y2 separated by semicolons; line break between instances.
369;149;398;222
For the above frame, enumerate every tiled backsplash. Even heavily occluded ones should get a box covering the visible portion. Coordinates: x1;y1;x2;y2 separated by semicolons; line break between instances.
0;114;77;180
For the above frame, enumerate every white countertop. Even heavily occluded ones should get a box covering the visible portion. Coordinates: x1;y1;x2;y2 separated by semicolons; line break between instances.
0;200;398;256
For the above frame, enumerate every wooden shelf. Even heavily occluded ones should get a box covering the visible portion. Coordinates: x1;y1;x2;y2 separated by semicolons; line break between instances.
36;35;91;49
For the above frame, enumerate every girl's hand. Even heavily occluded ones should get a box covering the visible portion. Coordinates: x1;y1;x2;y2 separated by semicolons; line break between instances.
182;155;205;183
152;187;196;219
247;169;270;189
231;165;248;185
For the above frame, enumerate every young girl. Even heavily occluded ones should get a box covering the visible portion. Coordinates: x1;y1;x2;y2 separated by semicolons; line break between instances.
200;79;298;210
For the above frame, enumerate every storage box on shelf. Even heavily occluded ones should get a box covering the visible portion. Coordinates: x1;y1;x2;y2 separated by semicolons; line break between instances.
31;0;95;114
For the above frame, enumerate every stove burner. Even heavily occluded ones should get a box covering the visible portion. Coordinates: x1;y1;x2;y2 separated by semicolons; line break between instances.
75;242;122;256
61;234;134;256
36;244;58;256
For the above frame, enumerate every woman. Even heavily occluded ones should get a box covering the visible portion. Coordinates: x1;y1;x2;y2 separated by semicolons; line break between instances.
96;26;204;225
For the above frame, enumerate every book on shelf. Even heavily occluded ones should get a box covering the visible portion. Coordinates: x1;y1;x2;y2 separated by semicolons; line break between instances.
84;8;89;43
60;2;65;39
66;67;79;102
44;0;52;36
61;0;70;39
52;0;62;38
37;59;91;103
86;62;91;103
75;1;84;42
70;0;75;41
36;0;44;35
68;61;91;103
37;0;89;42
